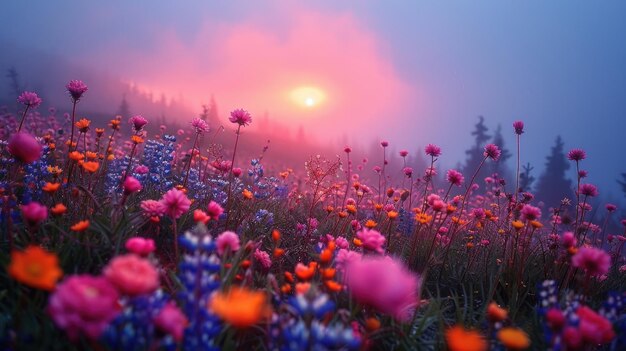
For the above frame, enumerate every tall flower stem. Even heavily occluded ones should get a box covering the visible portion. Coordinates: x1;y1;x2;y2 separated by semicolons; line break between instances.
514;134;521;205
183;132;200;189
225;125;242;229
17;105;31;132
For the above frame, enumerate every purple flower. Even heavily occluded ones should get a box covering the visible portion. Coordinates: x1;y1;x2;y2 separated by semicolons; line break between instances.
606;204;617;212
399;150;408;157
380;140;389;147
66;80;88;101
424;144;441;157
356;228;386;254
129;115;148;131
483;144;501;161
579;184;598;197
572;247;610;277
520;204;541;221
513;120;524;135
191;117;210;134
567;149;586;161
17;91;42;108
446;169;464;186
229;108;252;126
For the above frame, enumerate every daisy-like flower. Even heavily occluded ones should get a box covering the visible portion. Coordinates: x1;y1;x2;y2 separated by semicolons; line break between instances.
159;188;191;219
17;91;42;108
8;245;62;291
446;169;464;186
191;117;210;134
229;108;252;126
567;148;586;161
425;144;441;157
483;144;501;161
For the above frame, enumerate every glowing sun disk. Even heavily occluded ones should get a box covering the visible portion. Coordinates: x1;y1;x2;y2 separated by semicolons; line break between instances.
290;86;326;108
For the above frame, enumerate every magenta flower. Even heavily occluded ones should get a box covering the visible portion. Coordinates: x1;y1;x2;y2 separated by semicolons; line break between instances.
380;140;389;147
8;132;41;163
567;148;586;161
424;144;441;157
254;248;272;269
446;169;464;186
125;237;156;256
129;115;148;131
356;228;386;254
344;256;420;322
207;201;224;221
483;143;501;161
123;176;142;194
572;247;611;277
215;231;240;256
399;150;408;157
229;108;252;126
513;120;524;135
344;146;352;153
154;302;188;342
335;249;362;271
159;188;191;219
576;306;616;345
561;232;577;248
606;204;617;212
21;202;48;225
140;199;165;217
579;184;598;197
520;204;542;221
191;117;210;134
48;275;119;341
103;254;159;296
403;167;413;177
66;80;88;101
17;91;42;108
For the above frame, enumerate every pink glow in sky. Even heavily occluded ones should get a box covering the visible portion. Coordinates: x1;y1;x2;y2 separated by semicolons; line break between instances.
91;10;420;142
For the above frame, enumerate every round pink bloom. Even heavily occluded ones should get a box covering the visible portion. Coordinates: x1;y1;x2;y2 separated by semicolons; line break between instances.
344;256;420;322
335;236;349;249
572;247;611;277
66;80;88;101
254;248;272;269
424;144;441;157
561;232;577;248
17;91;42;108
159;188;191;219
520;204;542;221
567;148;586;161
576;306;615;345
191;117;210;134
356;228;385;254
403;167;413;177
344;146;352;153
446;169;464;186
103;254;159;296
8;132;41;163
380;140;388;147
129;115;148;131
579;183;598;197
21;201;48;225
215;231;240;256
232;167;242;177
206;201;224;221
154;302;188;342
123;176;142;194
399;150;408;157
125;237;156;256
140;199;165;217
483;143;501;161
513;120;524;135
606;204;617;212
335;249;362;271
48;275;119;341
229;108;252;126
134;165;149;174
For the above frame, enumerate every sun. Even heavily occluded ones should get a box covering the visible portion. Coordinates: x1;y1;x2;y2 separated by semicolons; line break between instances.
290;86;326;108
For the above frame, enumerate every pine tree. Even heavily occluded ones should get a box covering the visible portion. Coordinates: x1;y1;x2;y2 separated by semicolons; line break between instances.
618;173;626;198
462;116;492;186
490;124;512;184
519;163;535;193
207;94;220;126
535;136;574;208
6;67;23;99
117;94;131;118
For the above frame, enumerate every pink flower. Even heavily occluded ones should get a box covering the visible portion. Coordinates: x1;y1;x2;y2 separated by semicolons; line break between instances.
399;150;408;157
424;144;441;157
154;302;188;342
344;256;420;322
335;249;362;271
403;167;413;177
606;204;617;212
129;115;148;131
380;140;388;147
561;232;577;248
134;165;149;174
125;237;156;256
446;169;464;186
8;132;41;163
356;228;385;254
483;144;501;161
344;146;352;153
229;108;252;126
520;204;541;221
546;308;566;330
567;148;586;161
335;236;349;249
123;176;142;194
579;183;598;197
572;247;611;277
576;306;615;345
160;188;191;219
140;199;165;217
21;202;48;225
216;231;240;256
48;275;119;341
17;91;42;108
66;80;88;101
103;254;159;296
191;117;210;134
232;167;242;177
206;201;224;221
254;248;272;269
513;120;525;135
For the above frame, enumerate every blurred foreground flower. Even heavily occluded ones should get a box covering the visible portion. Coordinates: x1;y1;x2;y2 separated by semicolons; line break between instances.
8;246;62;291
209;287;271;328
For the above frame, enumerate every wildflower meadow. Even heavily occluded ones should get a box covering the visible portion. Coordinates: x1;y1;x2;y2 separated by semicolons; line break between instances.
0;81;624;351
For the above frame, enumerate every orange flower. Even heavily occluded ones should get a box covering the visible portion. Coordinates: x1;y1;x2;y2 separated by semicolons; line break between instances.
319;249;333;264
445;325;488;351
273;248;285;258
374;203;383;211
530;220;543;229
324;280;342;292
42;182;61;193
353;238;363;247
511;220;524;230
365;317;381;332
387;211;398;220
416;213;433;225
325;205;334;214
82;161;99;173
321;268;336;280
497;327;530;350
295;282;311;294
280;284;292;294
338;211;348;218
486;302;508;322
85;151;98;159
209;288;271;328
284;271;295;284
8;246;63;291
242;189;253;200
295;262;317;281
131;135;144;144
110;118;121;130
71;220;90;232
69;151;84;161
75;118;91;132
346;204;357;214
272;229;281;242
364;219;377;229
50;203;67;216
47;166;63;176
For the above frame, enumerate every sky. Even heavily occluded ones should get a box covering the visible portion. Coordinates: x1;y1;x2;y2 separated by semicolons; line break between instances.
1;0;626;198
